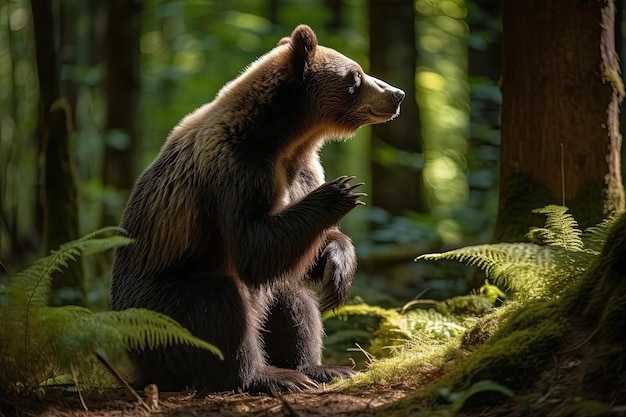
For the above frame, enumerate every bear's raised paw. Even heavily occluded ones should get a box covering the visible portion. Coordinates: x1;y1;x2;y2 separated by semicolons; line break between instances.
314;176;366;215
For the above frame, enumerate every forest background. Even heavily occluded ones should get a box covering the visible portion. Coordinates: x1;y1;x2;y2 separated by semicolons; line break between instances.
0;0;502;310
4;1;626;415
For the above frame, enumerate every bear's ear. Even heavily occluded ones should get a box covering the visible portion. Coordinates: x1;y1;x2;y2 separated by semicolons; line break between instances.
288;25;317;65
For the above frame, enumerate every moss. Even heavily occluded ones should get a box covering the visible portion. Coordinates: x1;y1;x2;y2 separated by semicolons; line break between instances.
434;295;494;316
365;301;567;417
451;303;566;390
460;315;500;349
602;67;626;100
548;399;612;417
576;213;626;342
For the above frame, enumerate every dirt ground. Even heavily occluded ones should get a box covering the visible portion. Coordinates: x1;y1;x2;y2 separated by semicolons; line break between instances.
1;382;415;417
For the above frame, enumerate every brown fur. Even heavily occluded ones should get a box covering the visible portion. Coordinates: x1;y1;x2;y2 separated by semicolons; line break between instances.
111;25;404;394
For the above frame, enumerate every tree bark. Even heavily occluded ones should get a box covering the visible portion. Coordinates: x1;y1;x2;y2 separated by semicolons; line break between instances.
324;0;344;30
495;0;624;242
102;0;143;226
31;0;85;305
369;0;425;214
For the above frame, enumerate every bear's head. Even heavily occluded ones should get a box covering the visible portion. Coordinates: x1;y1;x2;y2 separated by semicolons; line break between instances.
279;25;405;138
212;25;404;146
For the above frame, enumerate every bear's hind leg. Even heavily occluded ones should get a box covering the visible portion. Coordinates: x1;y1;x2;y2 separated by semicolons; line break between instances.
263;283;356;383
237;284;317;394
117;274;315;394
121;274;245;392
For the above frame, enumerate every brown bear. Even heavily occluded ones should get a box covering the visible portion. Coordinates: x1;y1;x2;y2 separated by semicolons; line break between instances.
111;24;404;394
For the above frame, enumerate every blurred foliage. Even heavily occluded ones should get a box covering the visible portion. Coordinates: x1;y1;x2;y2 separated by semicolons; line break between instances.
0;0;40;262
416;0;471;244
0;0;504;310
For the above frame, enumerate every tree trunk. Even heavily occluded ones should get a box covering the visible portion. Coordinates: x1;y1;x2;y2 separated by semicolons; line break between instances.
369;0;425;214
31;0;85;305
495;0;624;242
617;0;626;186
268;0;279;24
324;0;344;30
467;0;501;174
102;0;143;227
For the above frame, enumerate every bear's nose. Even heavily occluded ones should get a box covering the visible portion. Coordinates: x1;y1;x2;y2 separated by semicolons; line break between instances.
392;89;405;105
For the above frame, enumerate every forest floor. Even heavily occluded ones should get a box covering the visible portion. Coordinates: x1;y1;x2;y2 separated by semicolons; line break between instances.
4;325;626;417
1;381;416;417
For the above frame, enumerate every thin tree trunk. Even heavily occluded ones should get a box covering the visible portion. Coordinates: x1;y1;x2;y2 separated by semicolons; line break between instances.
268;0;279;24
324;0;344;30
102;0;143;227
495;0;624;242
31;0;84;305
465;0;502;290
369;0;425;214
616;0;626;186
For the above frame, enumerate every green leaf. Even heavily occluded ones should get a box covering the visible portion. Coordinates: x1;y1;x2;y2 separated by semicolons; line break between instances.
442;380;514;413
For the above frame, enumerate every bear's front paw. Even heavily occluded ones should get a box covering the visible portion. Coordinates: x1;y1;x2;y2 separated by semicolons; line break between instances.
316;238;357;311
319;176;366;214
329;175;366;203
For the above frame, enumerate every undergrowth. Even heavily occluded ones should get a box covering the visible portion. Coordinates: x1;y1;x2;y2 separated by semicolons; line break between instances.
2;206;617;416
327;206;618;396
0;227;222;397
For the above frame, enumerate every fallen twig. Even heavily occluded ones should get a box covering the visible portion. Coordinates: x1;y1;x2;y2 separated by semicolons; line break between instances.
95;352;150;412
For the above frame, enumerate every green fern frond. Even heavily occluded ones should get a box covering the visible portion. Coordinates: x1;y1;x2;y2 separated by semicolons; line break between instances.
39;306;223;368
92;308;223;358
581;215;619;254
404;308;470;340
6;226;132;311
417;207;615;300
418;243;555;269
0;227;224;394
526;206;583;251
417;243;557;297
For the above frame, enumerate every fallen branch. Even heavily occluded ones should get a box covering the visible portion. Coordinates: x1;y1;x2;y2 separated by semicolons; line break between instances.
95;352;150;412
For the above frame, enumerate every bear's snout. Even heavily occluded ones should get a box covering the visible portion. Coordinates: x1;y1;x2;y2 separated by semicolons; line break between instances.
368;76;405;108
391;88;405;105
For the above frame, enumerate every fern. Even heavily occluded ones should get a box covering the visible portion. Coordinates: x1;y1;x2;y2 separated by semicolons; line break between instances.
417;206;618;300
580;216;618;254
0;228;222;394
40;306;223;369
8;226;130;310
526;205;583;250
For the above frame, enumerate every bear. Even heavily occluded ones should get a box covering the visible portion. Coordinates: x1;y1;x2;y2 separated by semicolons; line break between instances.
110;24;404;394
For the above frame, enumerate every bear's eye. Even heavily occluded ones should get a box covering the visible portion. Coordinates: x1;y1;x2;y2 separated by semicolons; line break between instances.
348;71;362;95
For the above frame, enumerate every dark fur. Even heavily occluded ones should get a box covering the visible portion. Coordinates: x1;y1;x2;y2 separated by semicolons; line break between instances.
111;25;404;394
